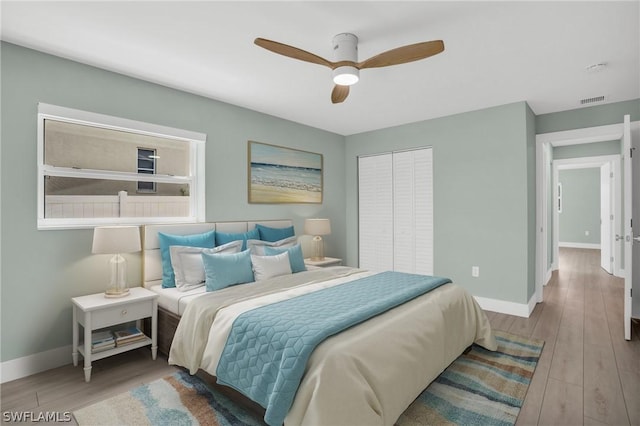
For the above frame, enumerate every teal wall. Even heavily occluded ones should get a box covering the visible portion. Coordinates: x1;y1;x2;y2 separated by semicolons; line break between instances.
537;99;640;134
0;42;346;362
345;102;533;305
553;140;621;160
558;168;601;245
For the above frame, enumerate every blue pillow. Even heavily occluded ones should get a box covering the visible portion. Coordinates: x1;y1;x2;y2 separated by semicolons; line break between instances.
264;244;307;273
158;230;215;288
256;224;295;242
215;228;259;251
202;249;254;291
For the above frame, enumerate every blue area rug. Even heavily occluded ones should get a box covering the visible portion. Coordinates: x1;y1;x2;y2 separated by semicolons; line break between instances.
397;330;544;425
74;331;543;425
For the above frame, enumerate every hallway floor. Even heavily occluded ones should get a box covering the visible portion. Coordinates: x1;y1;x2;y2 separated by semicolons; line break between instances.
487;247;639;425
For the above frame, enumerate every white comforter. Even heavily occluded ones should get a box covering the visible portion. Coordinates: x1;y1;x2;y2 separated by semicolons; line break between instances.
169;267;496;425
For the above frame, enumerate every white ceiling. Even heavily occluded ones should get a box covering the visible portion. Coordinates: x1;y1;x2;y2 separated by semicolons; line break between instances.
2;1;639;136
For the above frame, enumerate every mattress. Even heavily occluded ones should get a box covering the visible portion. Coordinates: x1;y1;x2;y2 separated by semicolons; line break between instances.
148;284;206;315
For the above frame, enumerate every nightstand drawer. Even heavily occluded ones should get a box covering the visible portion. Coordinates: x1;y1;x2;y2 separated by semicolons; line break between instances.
91;300;153;329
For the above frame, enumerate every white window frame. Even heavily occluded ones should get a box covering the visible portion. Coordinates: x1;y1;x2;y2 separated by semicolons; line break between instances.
37;103;206;230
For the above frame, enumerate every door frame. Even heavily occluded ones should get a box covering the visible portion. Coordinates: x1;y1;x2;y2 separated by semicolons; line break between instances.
601;161;613;274
551;155;621;276
536;123;625;303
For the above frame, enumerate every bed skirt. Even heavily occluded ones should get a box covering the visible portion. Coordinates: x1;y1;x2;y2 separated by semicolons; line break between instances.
143;306;180;356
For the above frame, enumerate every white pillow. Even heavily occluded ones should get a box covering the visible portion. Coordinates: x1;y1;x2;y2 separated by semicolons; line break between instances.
247;236;297;255
170;240;242;291
251;251;292;281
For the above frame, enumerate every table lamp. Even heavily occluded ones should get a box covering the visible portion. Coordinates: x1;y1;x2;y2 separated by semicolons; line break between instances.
92;226;141;298
304;218;331;261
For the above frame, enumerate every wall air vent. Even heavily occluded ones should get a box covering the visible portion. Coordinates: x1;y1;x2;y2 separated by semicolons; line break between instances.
580;95;606;105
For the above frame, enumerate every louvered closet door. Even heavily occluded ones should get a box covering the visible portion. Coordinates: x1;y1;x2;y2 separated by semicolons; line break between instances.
358;148;433;274
358;154;394;271
393;148;433;275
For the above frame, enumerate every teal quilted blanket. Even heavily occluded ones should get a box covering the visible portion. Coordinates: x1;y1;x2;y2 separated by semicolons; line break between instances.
215;271;452;426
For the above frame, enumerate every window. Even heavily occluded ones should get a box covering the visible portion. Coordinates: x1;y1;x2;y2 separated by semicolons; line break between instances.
37;103;206;229
137;148;157;193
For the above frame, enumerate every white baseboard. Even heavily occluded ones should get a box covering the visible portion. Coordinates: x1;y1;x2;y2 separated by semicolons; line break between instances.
558;242;600;250
1;345;72;384
545;267;552;285
474;294;536;318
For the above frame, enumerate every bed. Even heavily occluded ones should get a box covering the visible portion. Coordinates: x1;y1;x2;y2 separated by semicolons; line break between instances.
142;221;497;426
142;220;299;355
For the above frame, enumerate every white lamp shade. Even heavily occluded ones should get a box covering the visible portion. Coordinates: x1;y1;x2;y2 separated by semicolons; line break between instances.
92;226;141;254
304;219;331;236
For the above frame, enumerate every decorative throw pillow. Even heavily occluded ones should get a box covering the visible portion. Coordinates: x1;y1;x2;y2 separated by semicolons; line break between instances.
158;230;215;288
215;228;260;251
170;240;242;291
202;249;255;291
264;244;307;273
255;224;295;242
247;236;297;255
251;251;292;281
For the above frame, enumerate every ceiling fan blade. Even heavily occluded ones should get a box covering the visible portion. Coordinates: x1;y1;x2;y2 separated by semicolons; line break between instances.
358;40;444;69
254;38;334;68
331;85;350;104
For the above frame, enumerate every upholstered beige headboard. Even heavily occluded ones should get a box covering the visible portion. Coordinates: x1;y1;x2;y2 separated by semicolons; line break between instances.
142;220;295;288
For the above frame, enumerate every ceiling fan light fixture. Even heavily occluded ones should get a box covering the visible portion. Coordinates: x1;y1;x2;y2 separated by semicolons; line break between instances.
333;65;359;86
255;32;444;104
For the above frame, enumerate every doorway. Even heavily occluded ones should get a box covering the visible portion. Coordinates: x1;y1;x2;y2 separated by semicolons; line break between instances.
552;155;622;277
536;122;626;303
536;119;640;342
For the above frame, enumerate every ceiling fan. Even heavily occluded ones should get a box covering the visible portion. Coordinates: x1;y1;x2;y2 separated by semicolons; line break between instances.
254;33;445;104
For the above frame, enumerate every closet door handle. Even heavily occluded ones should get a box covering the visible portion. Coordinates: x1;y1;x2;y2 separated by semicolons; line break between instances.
616;234;623;241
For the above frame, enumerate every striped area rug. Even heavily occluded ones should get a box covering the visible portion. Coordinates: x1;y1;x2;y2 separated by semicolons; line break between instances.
73;371;263;426
74;331;543;426
397;330;544;425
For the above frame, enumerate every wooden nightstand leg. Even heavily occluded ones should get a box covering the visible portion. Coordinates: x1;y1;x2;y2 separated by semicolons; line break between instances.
72;306;78;366
151;299;158;360
83;312;92;382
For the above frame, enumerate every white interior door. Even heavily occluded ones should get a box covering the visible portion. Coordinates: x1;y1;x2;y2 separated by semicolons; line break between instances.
600;162;612;274
392;148;433;275
623;115;633;340
632;123;640;319
358;154;393;272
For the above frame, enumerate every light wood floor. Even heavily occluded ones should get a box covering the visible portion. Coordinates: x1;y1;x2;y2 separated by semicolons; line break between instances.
507;248;639;426
1;248;638;425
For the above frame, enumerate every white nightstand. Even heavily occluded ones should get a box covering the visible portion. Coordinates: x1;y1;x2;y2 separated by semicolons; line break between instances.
71;287;158;382
304;257;342;268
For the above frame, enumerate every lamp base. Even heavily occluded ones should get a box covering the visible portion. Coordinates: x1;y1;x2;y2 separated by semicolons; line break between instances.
312;235;325;261
104;288;130;298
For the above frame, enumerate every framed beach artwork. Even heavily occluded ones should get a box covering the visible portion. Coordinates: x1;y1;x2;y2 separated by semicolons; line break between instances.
248;141;323;204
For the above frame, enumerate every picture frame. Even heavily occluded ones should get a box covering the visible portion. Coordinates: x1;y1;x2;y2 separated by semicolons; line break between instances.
248;141;323;204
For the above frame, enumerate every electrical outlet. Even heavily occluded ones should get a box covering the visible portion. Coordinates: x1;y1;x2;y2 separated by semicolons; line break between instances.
585;230;590;236
472;266;480;277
